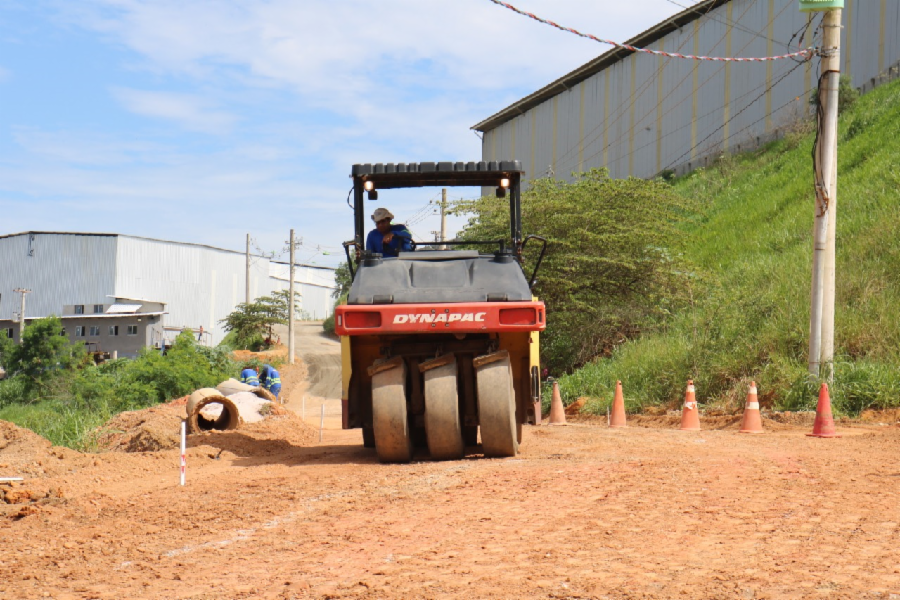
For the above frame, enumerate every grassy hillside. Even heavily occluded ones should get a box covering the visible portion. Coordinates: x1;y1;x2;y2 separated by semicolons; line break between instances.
555;76;900;416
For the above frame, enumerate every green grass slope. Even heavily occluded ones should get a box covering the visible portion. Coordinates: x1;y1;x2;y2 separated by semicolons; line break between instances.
556;77;900;416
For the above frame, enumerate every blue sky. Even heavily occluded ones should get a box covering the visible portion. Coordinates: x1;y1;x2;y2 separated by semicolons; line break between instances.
0;0;693;267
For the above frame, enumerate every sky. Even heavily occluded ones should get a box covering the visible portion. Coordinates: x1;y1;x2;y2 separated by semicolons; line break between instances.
0;0;697;267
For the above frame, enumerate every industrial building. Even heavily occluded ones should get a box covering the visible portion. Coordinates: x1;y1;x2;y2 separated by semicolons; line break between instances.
0;232;337;356
474;0;900;182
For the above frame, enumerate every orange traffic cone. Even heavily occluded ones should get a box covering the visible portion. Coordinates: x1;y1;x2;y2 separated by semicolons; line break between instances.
807;382;841;438
680;379;700;431
609;380;627;428
548;381;567;426
739;381;764;434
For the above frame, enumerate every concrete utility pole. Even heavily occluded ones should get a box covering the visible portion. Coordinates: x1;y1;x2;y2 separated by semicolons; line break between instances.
245;233;251;305
289;229;296;365
13;288;30;343
808;6;842;379
440;188;448;250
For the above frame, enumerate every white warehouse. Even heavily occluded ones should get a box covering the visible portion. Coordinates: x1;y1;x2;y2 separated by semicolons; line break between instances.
0;231;337;348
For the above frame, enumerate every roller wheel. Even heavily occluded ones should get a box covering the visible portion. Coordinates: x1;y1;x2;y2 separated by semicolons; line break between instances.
371;360;412;463
423;358;465;460
476;354;518;458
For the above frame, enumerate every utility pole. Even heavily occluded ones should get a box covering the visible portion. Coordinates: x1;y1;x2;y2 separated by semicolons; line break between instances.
440;188;448;250
245;233;251;305
807;4;842;378
13;288;30;343
289;229;296;365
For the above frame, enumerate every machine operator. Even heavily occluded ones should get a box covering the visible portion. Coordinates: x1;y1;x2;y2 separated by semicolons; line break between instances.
366;208;413;258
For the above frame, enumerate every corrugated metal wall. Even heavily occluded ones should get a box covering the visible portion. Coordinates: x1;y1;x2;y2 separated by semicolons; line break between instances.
114;236;274;345
0;233;118;321
0;233;338;347
268;262;338;320
482;0;900;182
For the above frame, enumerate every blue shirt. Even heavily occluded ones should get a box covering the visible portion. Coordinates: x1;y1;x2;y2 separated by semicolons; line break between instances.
240;368;259;386
366;224;413;257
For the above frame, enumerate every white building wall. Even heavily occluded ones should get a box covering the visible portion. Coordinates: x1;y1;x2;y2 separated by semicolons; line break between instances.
268;262;337;320
0;233;118;321
114;236;274;345
481;0;900;183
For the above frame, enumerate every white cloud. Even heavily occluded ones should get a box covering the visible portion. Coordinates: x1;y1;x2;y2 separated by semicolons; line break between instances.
111;87;237;134
63;1;692;128
6;0;697;258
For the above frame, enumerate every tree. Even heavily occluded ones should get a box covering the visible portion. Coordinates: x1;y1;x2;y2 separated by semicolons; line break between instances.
455;169;693;372
219;290;301;350
333;261;354;299
4;316;85;384
0;330;14;371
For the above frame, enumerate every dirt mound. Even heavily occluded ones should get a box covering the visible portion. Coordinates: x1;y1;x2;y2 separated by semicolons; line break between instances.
232;345;288;362
96;395;296;453
95;405;184;452
0;420;83;477
859;407;900;423
190;411;319;457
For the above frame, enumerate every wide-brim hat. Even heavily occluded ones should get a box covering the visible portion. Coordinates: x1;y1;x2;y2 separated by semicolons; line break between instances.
371;208;394;222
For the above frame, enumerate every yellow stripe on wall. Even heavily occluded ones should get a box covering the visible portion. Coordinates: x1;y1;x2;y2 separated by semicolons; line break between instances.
691;19;699;160
844;0;853;78
578;82;585;172
530;109;536;179
551;96;558;175
628;58;636;177
723;1;733;151
656;39;664;174
765;0;774;132
603;70;610;168
879;0;886;72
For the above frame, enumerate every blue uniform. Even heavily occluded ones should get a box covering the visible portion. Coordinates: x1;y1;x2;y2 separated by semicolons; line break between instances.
259;364;281;399
240;368;259;386
366;224;413;257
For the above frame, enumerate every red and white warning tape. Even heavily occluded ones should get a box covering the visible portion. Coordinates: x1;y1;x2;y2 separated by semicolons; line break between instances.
488;0;815;62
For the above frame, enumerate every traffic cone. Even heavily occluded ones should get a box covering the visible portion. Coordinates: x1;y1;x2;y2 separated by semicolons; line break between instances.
609;380;627;428
807;382;841;438
548;381;567;425
679;379;700;431
739;381;764;434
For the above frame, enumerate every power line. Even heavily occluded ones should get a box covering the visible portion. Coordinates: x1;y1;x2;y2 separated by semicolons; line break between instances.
487;0;813;62
665;58;807;171
560;0;792;177
663;0;788;50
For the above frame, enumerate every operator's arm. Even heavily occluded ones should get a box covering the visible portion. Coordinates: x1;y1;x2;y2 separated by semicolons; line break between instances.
393;225;414;252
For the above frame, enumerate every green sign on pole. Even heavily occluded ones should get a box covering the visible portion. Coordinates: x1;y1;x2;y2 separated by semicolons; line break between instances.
800;0;843;11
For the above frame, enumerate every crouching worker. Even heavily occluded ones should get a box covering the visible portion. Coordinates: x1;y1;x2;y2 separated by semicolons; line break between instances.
240;367;259;387
259;364;282;400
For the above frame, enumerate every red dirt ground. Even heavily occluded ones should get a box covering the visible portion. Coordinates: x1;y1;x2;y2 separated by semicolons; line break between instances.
2;367;900;599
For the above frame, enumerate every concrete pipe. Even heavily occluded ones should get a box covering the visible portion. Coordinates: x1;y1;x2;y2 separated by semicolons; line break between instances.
254;387;276;402
216;378;254;396
186;388;242;433
216;378;275;402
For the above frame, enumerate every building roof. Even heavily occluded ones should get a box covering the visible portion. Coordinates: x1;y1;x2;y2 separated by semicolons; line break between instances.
0;312;167;323
0;231;269;259
472;0;729;132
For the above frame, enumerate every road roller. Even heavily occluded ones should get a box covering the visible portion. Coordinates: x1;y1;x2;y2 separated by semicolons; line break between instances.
335;160;547;462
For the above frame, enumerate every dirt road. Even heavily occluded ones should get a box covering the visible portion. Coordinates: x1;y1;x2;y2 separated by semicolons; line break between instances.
4;396;900;599
275;322;343;434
